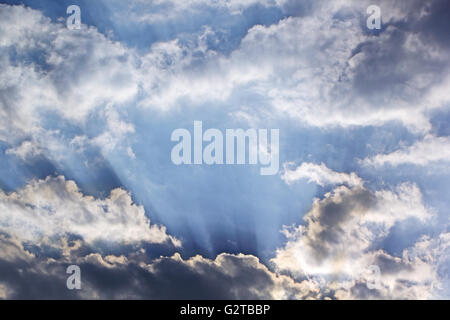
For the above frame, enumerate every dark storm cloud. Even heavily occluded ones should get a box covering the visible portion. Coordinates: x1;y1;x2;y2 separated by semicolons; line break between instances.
0;233;317;299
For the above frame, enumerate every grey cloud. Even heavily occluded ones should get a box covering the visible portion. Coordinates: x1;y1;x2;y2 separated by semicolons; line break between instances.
272;180;445;299
0;233;319;299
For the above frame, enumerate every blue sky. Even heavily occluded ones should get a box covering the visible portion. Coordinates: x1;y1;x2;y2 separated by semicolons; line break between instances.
0;0;449;299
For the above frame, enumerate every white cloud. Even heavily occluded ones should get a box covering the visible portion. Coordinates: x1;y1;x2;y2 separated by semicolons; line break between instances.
90;105;135;155
0;4;138;152
281;162;363;187
5;140;44;161
249;16;447;132
362;135;450;167
2;0;449;159
133;0;450;133
332;236;449;299
0;175;180;246
0;1;449;300
271;181;443;299
1;201;445;299
137;30;273;109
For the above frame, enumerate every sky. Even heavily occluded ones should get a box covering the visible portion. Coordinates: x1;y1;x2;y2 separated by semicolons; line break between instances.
0;0;449;299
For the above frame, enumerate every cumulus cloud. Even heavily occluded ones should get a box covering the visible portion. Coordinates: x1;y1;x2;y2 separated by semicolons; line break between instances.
272;176;448;299
362;135;450;167
0;4;138;156
256;2;450;132
129;0;450;133
5;140;44;161
0;176;445;299
0;175;179;246
281;162;363;187
0;232;320;299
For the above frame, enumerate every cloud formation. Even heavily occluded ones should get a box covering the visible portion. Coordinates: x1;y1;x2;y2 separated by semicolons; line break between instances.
363;135;450;167
0;229;321;299
281;162;363;187
0;1;449;300
2;1;450;164
0;175;179;246
0;172;445;299
0;4;138;157
274;166;448;299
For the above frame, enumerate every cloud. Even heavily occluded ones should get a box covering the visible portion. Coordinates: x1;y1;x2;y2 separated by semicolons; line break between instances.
5;140;44;161
281;162;363;187
272;176;446;299
332;232;450;299
0;175;180;247
2;0;450;162
0;184;445;300
0;1;449;300
78;252;319;299
0;232;320;299
118;0;277;24
250;1;450;132
132;0;450;132
362;134;450;167
0;4;138;154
